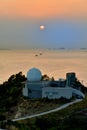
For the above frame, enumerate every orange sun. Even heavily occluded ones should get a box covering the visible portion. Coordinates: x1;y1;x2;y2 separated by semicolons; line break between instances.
40;25;45;30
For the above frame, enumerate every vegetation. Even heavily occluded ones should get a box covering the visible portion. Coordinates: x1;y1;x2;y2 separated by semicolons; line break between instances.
71;78;87;94
76;80;87;93
41;74;55;81
2;95;87;130
0;72;26;120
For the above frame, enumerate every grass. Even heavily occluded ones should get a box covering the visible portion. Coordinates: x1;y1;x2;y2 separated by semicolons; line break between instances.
5;97;70;120
2;95;87;130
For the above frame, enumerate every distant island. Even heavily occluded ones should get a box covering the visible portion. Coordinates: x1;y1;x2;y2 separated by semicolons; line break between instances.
80;48;87;50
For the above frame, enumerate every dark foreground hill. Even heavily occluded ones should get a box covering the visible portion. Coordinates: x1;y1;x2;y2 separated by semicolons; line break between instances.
0;72;87;129
3;96;87;130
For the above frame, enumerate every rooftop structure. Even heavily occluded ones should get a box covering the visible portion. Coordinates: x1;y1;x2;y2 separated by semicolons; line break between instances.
66;72;76;87
27;68;42;82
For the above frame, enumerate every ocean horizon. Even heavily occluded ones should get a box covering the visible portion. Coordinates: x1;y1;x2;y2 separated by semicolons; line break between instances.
0;49;87;86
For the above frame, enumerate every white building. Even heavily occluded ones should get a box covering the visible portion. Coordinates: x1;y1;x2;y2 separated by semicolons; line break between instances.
42;87;85;99
23;68;85;99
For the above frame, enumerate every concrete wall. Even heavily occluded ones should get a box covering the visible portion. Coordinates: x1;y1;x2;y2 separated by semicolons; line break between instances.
42;87;73;99
23;84;28;97
23;81;50;98
28;90;42;98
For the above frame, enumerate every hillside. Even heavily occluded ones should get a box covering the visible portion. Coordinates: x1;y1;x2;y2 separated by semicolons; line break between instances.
4;95;87;130
0;72;87;129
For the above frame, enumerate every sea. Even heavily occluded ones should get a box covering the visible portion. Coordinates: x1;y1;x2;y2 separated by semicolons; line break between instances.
0;49;87;86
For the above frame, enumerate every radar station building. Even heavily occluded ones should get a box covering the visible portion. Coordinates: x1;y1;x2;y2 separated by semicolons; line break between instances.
23;68;85;99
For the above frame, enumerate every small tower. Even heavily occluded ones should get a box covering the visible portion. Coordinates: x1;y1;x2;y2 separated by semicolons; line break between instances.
66;72;76;87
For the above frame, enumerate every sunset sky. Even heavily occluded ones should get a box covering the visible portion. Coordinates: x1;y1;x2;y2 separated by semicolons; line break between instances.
0;0;87;49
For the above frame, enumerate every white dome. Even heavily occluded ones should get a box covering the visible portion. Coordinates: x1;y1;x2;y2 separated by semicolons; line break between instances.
27;68;42;81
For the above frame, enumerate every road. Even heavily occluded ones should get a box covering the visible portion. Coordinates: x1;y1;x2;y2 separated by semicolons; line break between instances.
12;99;82;122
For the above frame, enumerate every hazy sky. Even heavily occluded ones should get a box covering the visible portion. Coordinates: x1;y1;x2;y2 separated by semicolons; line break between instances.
0;0;87;49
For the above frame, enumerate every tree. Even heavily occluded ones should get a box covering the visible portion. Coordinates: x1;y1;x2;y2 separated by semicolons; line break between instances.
0;72;27;116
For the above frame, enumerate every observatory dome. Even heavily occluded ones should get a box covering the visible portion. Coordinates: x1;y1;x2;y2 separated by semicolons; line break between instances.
27;68;42;81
